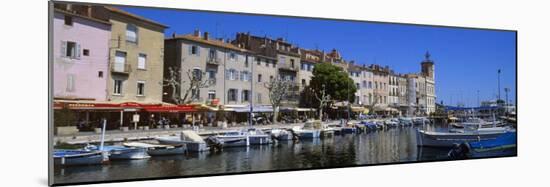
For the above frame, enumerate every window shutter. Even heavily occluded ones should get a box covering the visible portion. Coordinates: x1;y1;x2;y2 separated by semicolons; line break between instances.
196;46;200;56
76;44;81;59
60;41;66;57
188;45;192;55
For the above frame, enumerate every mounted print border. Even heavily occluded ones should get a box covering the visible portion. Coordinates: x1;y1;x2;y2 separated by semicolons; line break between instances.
48;0;517;186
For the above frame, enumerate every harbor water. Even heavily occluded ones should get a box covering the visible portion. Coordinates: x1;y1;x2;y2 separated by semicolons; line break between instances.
53;126;515;184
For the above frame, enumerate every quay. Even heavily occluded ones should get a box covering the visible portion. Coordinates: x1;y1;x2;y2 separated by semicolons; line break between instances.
54;121;344;145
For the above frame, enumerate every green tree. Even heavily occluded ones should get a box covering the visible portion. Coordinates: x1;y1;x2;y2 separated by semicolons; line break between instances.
310;62;357;103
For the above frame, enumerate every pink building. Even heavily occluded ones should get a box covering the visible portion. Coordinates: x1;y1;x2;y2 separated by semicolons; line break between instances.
52;9;111;101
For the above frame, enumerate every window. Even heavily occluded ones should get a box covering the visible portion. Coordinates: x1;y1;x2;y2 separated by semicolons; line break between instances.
242;90;250;102
302;79;306;87
83;49;89;56
98;71;103;78
189;45;200;56
208;90;216;100
301;63;306;70
66;74;75;92
113;79;123;95
192;68;202;81
207;70;216;80
307;64;312;71
241;71;250;81
126;24;138;43
368;81;372;89
362;81;367;88
227;69;238;80
62;41;79;59
138;53;147;70
258;74;262;82
114;51;126;72
257;58;261;65
64;15;73;26
272;62;276;68
257;93;262;103
290;59;295;68
356;83;360;89
228;89;238;102
279;56;286;64
245;59;249;68
208;49;216;59
229;52;236;60
137;81;145;96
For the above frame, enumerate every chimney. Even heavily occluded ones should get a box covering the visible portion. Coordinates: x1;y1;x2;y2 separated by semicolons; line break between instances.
204;32;209;40
171;32;176;38
194;29;201;37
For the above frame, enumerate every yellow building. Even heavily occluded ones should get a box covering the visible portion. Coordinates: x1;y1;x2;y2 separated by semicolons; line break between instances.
106;7;168;104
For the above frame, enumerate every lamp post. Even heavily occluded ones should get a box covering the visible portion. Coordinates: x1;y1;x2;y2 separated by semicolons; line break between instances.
497;69;501;101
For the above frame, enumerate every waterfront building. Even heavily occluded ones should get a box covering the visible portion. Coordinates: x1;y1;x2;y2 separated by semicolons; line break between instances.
52;5;111;101
232;33;301;106
163;30;264;107
397;75;409;114
298;48;324;89
370;64;391;113
105;7;168;104
388;72;400;109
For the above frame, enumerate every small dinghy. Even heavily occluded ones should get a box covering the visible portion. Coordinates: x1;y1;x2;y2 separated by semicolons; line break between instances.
123;142;186;156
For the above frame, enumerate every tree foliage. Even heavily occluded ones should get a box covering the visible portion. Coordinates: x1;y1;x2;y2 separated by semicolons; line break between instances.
264;78;293;123
310;63;357;103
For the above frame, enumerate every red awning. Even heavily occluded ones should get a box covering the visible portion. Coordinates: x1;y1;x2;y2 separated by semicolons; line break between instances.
53;101;163;110
142;105;197;112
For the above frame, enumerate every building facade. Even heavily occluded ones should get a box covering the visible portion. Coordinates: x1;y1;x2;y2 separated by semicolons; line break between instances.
106;7;167;104
53;6;111;101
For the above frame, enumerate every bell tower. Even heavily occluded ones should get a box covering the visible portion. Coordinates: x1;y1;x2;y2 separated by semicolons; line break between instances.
421;51;435;80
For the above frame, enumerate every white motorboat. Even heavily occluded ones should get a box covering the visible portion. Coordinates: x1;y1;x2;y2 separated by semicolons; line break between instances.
155;130;209;152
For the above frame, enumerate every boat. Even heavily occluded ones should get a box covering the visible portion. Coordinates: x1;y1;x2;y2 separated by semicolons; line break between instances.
270;128;294;141
416;126;511;147
123;142;186;156
412;117;430;126
398;117;413;126
448;131;517;159
155;130;209;152
384;118;400;128
207;128;272;148
291;121;321;139
53;150;106;166
340;122;357;134
86;145;150;160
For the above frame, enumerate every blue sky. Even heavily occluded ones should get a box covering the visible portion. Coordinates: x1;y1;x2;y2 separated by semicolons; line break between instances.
120;6;516;107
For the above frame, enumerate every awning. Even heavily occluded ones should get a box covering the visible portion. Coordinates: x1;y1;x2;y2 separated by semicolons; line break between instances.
53;100;163;110
280;107;316;112
351;106;365;112
142;105;196;113
233;105;273;113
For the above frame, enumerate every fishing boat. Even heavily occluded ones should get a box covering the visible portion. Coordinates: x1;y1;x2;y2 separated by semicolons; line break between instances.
123;142;186;156
53;150;106;166
384;118;400;128
448;131;517;159
412;117;430;126
398;117;414;126
416;126;511;147
155;130;209;152
292;121;321;139
86;145;150;160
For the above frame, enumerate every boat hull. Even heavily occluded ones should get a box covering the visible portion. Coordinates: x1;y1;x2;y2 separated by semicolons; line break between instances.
108;148;150;160
296;130;320;139
147;146;186;156
416;129;508;147
53;151;105;166
156;137;209;152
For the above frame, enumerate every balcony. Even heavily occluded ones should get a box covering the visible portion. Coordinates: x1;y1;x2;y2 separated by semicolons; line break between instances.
111;63;131;75
278;63;299;72
206;57;221;65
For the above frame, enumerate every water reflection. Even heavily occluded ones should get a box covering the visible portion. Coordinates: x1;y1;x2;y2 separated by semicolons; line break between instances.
54;127;512;184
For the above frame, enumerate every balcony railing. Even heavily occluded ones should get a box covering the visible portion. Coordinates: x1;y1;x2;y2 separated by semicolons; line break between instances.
111;63;131;74
278;63;299;71
206;57;221;65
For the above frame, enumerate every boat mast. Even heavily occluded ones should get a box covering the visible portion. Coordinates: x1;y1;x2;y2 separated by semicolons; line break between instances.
100;118;106;151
